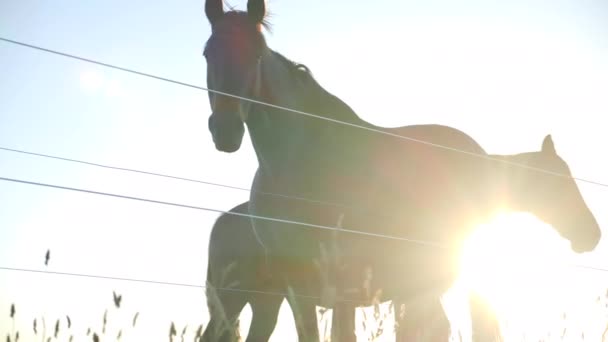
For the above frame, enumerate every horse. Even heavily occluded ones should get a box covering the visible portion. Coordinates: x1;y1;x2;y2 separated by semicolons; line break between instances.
202;201;451;342
202;200;454;341
202;202;283;341
202;1;602;341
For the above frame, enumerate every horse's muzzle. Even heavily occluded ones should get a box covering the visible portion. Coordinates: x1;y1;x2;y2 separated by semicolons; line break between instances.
208;112;245;153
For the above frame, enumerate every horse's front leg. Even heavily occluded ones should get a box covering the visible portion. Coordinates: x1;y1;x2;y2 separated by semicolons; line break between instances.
201;290;248;342
287;294;320;342
469;291;502;342
247;292;284;342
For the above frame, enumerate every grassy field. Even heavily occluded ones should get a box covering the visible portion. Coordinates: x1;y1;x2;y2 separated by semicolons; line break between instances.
6;287;608;342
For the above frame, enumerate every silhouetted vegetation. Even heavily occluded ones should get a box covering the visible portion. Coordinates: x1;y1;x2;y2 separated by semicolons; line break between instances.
8;288;608;341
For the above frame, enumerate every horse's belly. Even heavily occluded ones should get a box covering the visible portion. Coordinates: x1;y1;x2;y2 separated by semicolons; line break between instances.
336;238;460;304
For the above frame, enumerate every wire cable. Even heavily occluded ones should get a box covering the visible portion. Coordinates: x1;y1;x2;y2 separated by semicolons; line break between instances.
2;262;607;305
0;146;353;210
5;175;606;273
0;175;445;248
0;266;338;302
2;37;607;188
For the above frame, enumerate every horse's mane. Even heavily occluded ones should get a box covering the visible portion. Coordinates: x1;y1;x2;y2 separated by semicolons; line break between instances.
270;50;363;126
270;51;311;78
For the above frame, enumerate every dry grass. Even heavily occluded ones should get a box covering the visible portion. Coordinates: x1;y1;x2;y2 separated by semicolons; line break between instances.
8;287;608;341
6;292;208;342
3;248;607;341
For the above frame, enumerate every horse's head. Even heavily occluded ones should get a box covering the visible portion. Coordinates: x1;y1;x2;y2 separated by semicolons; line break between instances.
515;135;601;253
204;0;267;152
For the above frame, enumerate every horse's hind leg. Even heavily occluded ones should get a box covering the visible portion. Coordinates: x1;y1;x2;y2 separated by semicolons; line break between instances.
469;292;502;342
331;301;357;342
395;297;450;342
246;294;284;342
422;300;451;342
202;290;248;342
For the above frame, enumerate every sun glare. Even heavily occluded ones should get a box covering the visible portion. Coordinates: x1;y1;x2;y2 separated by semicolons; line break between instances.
459;213;574;316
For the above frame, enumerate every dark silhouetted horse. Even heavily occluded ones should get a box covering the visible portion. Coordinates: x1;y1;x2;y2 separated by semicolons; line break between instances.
202;202;284;341
202;201;451;341
202;1;601;340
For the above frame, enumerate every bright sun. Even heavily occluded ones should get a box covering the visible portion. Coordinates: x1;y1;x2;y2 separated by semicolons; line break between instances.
458;212;575;317
452;212;608;340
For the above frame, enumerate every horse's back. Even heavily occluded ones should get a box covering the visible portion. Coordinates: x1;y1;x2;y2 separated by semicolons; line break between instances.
390;124;486;155
208;202;257;256
362;123;487;203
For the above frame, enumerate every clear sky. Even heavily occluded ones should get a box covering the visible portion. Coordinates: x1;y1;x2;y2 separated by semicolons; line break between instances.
1;0;608;340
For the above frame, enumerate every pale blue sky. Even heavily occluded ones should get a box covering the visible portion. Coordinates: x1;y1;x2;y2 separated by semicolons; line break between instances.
1;0;608;340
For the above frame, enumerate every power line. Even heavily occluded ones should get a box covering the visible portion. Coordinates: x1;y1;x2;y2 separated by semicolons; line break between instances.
1;37;607;271
1;262;607;305
0;266;203;289
4;175;606;273
1;37;607;312
0;266;336;303
570;264;608;273
0;146;354;210
0;175;445;248
1;37;607;189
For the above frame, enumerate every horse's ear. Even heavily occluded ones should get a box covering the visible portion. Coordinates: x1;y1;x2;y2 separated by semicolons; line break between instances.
247;0;266;23
205;0;224;24
542;134;556;154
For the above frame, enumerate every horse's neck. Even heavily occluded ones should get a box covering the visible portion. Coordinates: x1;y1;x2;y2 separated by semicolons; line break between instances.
246;52;317;180
247;52;364;186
